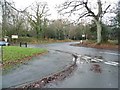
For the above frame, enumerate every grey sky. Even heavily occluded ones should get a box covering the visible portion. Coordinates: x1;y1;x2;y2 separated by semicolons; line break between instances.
11;0;118;23
13;0;66;20
1;0;119;23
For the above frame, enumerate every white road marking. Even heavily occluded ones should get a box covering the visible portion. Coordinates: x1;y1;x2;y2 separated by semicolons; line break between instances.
72;57;75;62
99;52;120;56
104;61;119;66
91;58;103;63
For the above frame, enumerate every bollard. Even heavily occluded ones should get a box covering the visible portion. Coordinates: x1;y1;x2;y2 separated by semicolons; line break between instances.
80;40;83;44
25;43;27;47
20;42;22;47
20;42;27;47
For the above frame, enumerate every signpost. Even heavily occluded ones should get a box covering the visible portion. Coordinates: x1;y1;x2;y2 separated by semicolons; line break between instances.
11;35;18;44
80;34;85;44
82;34;85;38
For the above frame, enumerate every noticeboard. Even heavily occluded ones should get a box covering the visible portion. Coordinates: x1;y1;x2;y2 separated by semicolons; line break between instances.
82;34;85;37
11;35;18;39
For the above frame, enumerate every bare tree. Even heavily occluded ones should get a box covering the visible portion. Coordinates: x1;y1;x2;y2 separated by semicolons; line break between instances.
25;2;50;39
58;0;111;44
1;0;29;38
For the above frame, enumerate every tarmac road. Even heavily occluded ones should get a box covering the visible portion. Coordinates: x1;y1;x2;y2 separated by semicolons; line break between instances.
2;42;119;88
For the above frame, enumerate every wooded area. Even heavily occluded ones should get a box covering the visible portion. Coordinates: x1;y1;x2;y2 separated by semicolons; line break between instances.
0;0;119;44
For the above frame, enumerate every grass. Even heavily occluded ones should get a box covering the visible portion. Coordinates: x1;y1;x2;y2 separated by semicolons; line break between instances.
2;46;47;73
2;46;47;64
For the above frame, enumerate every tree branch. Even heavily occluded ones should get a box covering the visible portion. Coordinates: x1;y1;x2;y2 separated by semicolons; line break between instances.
5;1;28;13
77;13;89;22
58;1;74;13
41;3;47;14
83;2;96;18
103;5;111;14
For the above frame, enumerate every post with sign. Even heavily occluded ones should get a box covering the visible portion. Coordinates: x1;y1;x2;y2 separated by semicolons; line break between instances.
80;34;85;44
82;34;85;39
11;35;18;44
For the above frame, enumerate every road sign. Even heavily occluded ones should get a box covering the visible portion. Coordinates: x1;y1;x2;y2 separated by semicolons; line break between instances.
12;35;18;39
82;34;85;37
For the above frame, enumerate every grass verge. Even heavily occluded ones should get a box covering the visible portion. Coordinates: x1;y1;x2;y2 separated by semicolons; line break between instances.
2;46;47;71
72;40;118;50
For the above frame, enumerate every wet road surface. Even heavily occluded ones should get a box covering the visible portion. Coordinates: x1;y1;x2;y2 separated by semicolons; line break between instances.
45;62;118;88
2;42;119;88
2;51;73;88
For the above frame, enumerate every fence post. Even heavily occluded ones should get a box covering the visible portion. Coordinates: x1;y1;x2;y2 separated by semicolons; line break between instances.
25;43;27;47
20;42;22;47
20;42;27;47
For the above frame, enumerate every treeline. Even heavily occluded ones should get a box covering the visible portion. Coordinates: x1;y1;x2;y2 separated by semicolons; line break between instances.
1;0;119;42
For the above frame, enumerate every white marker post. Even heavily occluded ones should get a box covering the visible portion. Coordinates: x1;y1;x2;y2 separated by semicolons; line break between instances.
80;34;85;44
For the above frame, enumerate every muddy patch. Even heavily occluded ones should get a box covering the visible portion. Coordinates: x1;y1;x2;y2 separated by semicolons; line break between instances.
90;64;102;73
15;63;77;88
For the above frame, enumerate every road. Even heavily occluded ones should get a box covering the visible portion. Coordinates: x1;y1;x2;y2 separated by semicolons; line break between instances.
2;42;119;88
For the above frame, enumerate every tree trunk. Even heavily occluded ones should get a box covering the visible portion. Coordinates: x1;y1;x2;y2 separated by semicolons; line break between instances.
95;19;102;44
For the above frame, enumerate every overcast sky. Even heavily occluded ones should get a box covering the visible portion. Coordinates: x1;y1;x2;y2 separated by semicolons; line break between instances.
11;0;118;22
12;0;66;20
1;0;118;23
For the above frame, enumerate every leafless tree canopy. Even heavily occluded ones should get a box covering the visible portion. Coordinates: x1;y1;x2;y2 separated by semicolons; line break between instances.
58;0;111;22
57;0;111;43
